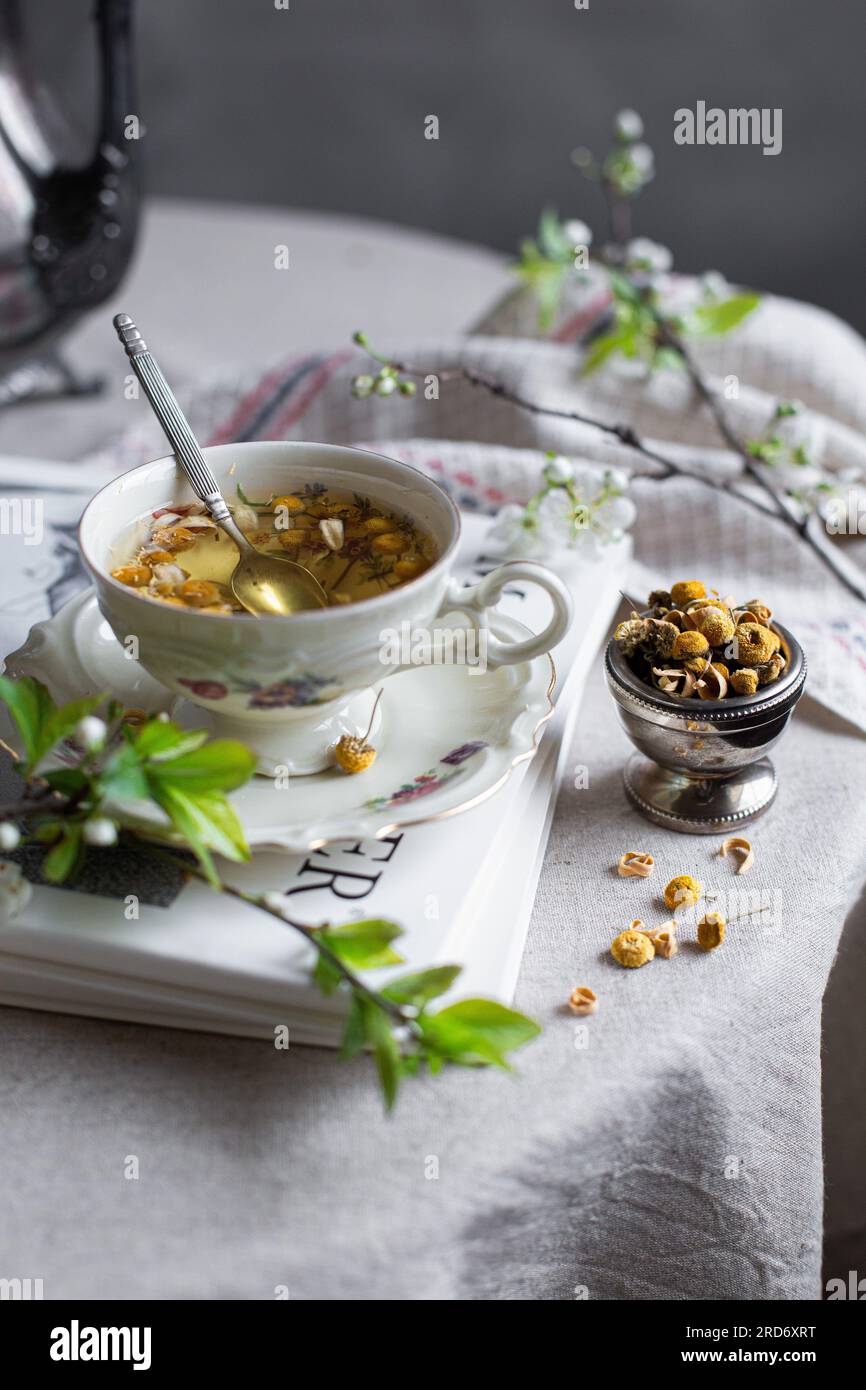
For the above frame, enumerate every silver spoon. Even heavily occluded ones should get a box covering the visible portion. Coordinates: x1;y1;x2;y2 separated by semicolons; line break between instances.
112;313;328;616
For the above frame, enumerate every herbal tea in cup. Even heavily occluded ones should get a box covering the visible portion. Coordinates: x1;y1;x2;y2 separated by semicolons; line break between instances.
110;483;438;613
80;441;572;773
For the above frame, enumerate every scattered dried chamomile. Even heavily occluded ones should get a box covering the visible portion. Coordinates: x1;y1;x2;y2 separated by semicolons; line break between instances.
568;986;599;1016
663;874;702;911
617;851;655;878
637;921;679;958
610;929;655;969
697;911;726;950
719;836;754;874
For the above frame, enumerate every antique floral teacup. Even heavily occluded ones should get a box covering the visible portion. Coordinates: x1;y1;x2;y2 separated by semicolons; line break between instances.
79;441;573;773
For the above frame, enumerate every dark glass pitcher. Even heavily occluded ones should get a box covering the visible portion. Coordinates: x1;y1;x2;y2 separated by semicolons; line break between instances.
0;0;138;405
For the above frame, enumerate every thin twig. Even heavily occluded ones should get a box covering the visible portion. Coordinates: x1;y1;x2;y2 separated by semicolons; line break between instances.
127;837;414;1028
652;314;866;602
365;341;866;602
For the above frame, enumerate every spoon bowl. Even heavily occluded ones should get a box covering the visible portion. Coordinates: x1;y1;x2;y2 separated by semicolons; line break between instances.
230;546;328;615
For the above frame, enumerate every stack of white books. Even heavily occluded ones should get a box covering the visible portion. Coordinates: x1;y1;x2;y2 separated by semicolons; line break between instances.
0;510;629;1044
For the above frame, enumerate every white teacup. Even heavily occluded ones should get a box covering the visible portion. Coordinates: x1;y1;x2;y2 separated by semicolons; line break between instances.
79;441;573;773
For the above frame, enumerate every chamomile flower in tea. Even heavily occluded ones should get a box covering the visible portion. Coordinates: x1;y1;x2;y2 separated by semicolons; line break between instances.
110;484;438;613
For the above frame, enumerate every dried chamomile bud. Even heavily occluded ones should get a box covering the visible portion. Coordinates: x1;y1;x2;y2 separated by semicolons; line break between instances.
334;735;377;774
175;579;222;608
648;588;672;610
647;620;680;660
617;851;654;878
734;622;777;666
743;598;773;624
720;836;754;874
673;629;710;659
692;605;735;647
333;691;382;774
610;929;655;968
756;653;785;685
614;617;651;657
664;874;702;911
670;580;707;607
568;985;598;1016
730;667;759;696
111;564;152;587
697;911;726;950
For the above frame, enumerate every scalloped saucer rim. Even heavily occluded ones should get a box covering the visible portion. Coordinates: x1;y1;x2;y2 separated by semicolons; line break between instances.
3;588;555;852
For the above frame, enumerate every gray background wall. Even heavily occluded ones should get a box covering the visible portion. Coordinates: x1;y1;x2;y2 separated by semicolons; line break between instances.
30;0;866;329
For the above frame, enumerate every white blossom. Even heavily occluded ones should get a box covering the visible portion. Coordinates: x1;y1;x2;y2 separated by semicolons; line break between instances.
701;270;729;300
351;374;375;399
82;817;117;847
542;454;575;484
629;143;655;179
0;859;32;921
0;823;20;850
563;219;593;250
74;715;107;752
614;108;644;141
626;237;673;274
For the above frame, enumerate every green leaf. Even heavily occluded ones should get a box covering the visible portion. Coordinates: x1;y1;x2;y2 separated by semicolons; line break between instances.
419;998;541;1069
683;292;760;338
606;268;643;307
42;824;83;884
653;346;686;372
581;330;632;375
383;964;461;1009
41;695;105;765
340;995;367;1058
33;820;63;843
41;768;89;797
150;785;250;884
318;918;404;970
362;1001;400;1110
537;207;570;262
0;675;56;770
98;744;150;803
147;740;257;793
313;953;343;997
133;720;209;761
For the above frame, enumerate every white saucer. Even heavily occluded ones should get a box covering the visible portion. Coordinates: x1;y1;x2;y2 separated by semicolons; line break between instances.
4;589;555;851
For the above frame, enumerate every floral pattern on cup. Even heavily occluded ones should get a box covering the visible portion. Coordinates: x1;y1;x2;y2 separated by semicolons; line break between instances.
178;671;337;709
362;741;488;810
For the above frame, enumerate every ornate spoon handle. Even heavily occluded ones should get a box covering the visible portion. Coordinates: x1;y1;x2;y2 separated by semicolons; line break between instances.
112;312;247;546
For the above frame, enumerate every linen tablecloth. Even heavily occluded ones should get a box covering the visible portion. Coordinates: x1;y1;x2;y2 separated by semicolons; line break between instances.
2;261;866;1297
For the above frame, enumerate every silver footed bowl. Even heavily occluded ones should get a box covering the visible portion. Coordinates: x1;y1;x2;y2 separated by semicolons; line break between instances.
604;618;806;834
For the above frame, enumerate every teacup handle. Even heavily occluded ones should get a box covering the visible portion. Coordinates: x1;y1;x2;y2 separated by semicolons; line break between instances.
437;561;573;668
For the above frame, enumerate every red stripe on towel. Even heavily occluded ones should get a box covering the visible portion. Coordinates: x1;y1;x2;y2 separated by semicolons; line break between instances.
206;355;309;446
265;350;355;437
551;289;612;344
